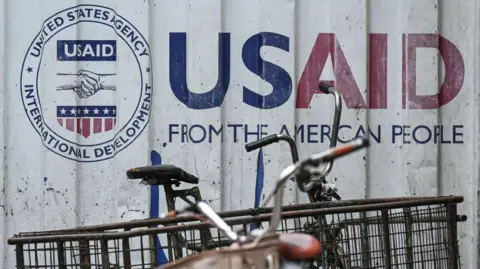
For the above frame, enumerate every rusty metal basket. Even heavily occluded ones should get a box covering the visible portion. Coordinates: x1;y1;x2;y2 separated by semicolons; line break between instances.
8;196;465;269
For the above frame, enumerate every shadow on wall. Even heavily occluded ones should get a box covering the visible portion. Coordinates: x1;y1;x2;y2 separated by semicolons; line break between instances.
148;148;265;263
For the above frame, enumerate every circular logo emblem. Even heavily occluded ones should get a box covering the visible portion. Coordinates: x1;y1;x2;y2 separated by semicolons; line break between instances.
20;5;152;162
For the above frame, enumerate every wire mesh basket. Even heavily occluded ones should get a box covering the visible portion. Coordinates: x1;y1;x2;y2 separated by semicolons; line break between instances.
8;196;465;269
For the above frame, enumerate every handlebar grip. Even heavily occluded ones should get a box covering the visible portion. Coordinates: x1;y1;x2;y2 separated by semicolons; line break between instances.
330;136;369;158
245;134;280;152
307;136;370;166
318;82;332;94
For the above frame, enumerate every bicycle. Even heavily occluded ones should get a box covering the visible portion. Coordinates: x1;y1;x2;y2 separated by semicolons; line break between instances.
244;83;357;268
155;137;370;269
8;156;465;269
125;82;346;261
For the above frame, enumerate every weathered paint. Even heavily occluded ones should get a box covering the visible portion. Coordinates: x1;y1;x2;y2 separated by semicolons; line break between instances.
0;0;479;268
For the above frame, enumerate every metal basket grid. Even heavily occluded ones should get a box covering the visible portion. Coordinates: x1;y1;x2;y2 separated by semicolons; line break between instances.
8;196;463;269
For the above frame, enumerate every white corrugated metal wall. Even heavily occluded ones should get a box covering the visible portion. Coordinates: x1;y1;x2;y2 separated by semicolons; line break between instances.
0;0;479;268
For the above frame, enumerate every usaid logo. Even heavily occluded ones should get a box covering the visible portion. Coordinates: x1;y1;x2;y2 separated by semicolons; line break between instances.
20;5;152;162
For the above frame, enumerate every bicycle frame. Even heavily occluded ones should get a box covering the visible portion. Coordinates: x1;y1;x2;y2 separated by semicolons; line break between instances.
143;180;211;259
244;83;349;268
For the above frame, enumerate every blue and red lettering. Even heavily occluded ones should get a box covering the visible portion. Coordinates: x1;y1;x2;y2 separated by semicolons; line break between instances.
169;32;465;110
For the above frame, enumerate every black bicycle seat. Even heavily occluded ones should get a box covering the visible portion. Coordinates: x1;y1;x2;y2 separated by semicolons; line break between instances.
126;164;199;185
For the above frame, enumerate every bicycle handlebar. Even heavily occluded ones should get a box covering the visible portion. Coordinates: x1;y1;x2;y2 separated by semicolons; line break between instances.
245;134;299;163
196;201;239;241
161;201;242;242
245;134;279;152
305;136;369;165
318;83;343;178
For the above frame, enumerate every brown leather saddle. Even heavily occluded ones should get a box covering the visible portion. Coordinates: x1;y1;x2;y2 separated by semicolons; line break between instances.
278;233;322;260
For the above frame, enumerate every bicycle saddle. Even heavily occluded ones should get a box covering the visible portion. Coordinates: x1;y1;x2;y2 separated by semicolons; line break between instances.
278;233;322;260
126;164;199;185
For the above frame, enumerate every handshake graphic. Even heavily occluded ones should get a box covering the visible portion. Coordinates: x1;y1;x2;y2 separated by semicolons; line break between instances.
56;69;116;99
